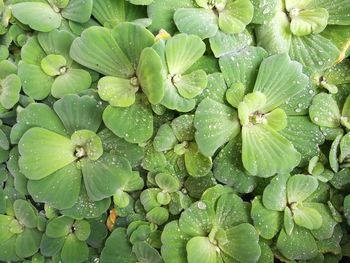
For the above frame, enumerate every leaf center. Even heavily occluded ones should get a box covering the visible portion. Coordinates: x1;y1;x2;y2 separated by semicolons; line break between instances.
71;130;103;161
130;76;139;87
288;8;301;20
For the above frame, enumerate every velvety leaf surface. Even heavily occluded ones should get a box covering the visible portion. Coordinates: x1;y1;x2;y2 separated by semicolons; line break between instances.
242;125;301;177
18;127;76;180
174;8;218;40
70;26;134;77
11;2;62;32
103;95;153;143
81;154;131;201
195;98;240;157
253;53;308;112
27;163;82;210
53;94;103;134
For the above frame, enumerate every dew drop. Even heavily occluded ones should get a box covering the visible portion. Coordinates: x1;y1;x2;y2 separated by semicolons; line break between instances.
197;201;207;210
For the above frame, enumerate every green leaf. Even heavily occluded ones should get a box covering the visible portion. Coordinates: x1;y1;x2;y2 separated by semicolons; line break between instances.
98;77;138;107
317;0;350;25
161;80;196;112
140;188;162;212
279;116;325;167
219;223;261;263
215;193;249;229
53;94;103;134
255;12;292;54
187;236;217;263
265;108;287;131
147;0;194;34
146;206;169;225
293;204;322;230
0;236;21;262
289;34;340;72
213;138;257;193
329;134;341;173
51;69;92;99
226;83;246;108
219;46;267;91
11;2;61;32
287;174;318;204
40;234;65;257
15;228;42;258
0;74;21;110
98;128;144;167
165;33;206;75
0;215;15;243
174;69;208;99
194;98;240;157
241;125;301;177
309;202;338;240
60;234;89;263
37;29;74;61
309;93;341;128
11;103;66;144
101;228;137;263
71;130;103;161
46;216;74;238
0;60;17;79
18;61;54;100
209;30;253;58
290;8;329;36
277;226;318;260
112;22;155;68
340;132;350;163
41;54;67;77
70;26;134;78
161;220;190;263
27;163;82;210
218;0;254;34
81;154;131;201
136;47;165;104
13;199;37;228
171;114;195;142
263;173;289;211
251;197;282;239
61;0;93;23
253;53;308;112
133;241;163;263
153;123;178;152
73;220;90;241
174;8;218;39
19;36;46;65
155;173;180;193
179;201;214;236
18;127;75;180
103;95;153;143
184;142;212;177
197;72;227;104
61;186;110;219
250;0;278;24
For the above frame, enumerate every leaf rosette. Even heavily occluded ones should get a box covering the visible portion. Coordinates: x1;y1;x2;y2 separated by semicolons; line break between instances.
195;52;321;177
161;185;261;263
14;94;134;214
11;0;93;32
18;29;92;100
251;174;339;261
70;22;164;143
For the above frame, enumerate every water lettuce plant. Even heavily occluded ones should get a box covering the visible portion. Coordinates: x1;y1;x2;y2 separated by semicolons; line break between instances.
1;0;350;262
18;29;92;100
15;94;133;213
